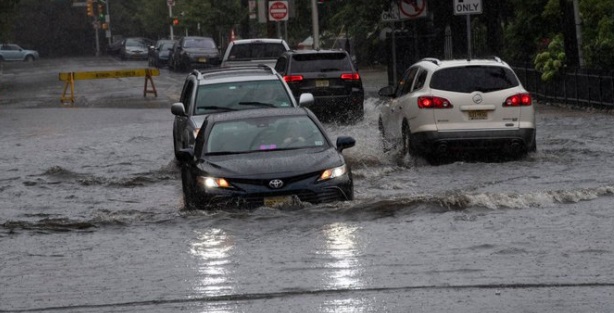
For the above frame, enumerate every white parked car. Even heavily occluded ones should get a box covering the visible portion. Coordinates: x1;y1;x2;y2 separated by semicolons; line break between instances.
378;57;536;163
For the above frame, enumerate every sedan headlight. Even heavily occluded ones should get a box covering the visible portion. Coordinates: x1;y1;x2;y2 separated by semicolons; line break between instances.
319;164;348;181
198;176;230;189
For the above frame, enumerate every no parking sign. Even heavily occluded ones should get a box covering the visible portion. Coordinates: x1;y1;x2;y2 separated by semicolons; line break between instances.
399;0;427;19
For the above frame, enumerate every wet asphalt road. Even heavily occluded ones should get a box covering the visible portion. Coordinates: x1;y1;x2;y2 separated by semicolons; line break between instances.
1;58;614;312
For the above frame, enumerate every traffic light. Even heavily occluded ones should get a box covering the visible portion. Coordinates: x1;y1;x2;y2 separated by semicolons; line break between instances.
98;3;104;21
86;0;94;17
101;23;108;30
173;18;179;26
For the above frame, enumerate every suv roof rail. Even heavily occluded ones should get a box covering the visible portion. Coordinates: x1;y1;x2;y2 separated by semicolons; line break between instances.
257;63;276;74
421;58;441;65
493;56;503;63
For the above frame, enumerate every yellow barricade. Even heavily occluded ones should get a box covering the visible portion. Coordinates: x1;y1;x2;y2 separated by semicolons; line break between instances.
59;68;160;104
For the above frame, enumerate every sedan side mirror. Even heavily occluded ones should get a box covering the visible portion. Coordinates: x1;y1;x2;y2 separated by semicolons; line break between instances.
171;102;186;116
176;147;194;164
336;136;356;152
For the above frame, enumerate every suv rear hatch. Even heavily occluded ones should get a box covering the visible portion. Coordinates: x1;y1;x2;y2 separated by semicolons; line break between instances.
286;52;361;98
429;65;524;131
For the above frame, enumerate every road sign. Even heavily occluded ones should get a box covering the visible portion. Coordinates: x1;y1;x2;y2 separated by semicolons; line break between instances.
454;0;482;15
269;1;288;21
167;0;175;7
399;0;427;19
381;4;400;22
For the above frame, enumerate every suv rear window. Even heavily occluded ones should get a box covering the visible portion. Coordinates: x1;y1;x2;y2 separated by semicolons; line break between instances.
430;66;519;93
290;53;352;73
228;43;287;60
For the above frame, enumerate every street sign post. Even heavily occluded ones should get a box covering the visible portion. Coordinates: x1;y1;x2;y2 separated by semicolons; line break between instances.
453;0;482;59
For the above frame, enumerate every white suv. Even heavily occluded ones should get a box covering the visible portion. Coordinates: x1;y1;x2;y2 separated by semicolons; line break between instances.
378;57;536;162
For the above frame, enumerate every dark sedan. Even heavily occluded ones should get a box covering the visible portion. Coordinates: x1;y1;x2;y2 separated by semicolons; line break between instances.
148;39;176;67
177;108;356;210
169;36;221;71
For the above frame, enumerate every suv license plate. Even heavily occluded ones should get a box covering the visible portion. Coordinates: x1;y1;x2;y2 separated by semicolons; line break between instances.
198;57;208;63
264;196;292;207
468;110;487;120
315;80;329;87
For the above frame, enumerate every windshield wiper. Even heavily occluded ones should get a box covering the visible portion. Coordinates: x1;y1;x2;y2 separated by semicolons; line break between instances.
198;106;238;112
238;102;277;108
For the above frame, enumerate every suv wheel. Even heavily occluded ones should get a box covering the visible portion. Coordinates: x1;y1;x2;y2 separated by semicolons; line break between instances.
181;167;200;210
402;122;416;156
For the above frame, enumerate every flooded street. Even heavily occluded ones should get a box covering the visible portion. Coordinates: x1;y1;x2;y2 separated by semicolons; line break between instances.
1;59;614;312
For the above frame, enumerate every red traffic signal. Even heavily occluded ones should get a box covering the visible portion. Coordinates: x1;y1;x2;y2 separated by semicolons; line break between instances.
172;18;179;26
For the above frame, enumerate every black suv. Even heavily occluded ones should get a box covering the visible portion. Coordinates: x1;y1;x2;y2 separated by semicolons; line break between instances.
169;36;221;71
275;49;364;123
171;65;315;162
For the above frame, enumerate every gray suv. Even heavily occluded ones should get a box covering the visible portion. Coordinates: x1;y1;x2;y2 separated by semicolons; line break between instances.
171;65;315;161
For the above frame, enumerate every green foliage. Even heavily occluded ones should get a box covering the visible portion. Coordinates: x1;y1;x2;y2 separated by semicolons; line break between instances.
534;34;566;81
579;0;614;69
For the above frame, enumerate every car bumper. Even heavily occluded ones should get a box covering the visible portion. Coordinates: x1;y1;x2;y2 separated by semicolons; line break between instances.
192;175;353;209
413;128;536;155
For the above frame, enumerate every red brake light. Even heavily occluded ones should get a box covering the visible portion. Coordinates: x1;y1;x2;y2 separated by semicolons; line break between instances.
340;73;360;80
504;93;532;106
418;96;452;109
283;75;303;83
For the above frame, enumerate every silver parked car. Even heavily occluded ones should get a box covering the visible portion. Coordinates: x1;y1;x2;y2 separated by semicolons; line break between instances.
0;43;39;62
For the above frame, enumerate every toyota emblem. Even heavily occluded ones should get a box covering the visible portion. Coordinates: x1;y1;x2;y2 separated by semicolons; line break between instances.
268;179;284;189
472;94;483;104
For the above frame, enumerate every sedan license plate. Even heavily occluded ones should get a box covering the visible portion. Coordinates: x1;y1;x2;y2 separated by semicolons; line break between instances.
198;57;208;63
468;110;488;120
264;196;292;207
315;80;329;88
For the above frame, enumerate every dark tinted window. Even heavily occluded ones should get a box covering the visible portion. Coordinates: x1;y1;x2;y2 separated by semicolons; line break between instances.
430;66;520;93
290;53;352;73
183;38;216;49
228;43;287;60
194;80;293;115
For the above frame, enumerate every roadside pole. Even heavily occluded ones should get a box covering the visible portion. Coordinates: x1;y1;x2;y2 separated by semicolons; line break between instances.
311;0;319;49
453;0;482;59
168;0;175;40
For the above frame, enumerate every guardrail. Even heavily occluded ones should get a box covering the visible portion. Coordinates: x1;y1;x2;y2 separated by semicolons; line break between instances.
58;68;160;104
512;64;614;109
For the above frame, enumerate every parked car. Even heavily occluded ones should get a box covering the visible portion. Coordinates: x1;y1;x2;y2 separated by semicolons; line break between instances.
177;107;356;210
0;43;39;62
275;49;364;124
169;36;221;71
119;37;153;61
221;38;290;68
171;65;315;162
378;57;536;163
148;39;176;68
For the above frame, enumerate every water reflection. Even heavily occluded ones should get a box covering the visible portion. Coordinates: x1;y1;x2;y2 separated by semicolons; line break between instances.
189;228;235;298
320;222;367;312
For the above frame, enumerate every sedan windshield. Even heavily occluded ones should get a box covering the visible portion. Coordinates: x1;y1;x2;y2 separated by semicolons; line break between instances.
206;116;327;154
194;80;293;114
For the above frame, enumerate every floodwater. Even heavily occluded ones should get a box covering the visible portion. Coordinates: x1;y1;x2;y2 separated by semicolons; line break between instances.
1;60;614;312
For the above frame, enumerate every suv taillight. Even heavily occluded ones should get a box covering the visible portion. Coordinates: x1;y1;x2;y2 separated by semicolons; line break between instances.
340;73;360;80
418;96;453;109
283;75;303;83
503;93;532;106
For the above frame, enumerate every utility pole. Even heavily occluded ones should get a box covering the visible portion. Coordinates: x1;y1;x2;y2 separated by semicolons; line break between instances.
572;0;585;67
168;0;175;40
311;0;319;49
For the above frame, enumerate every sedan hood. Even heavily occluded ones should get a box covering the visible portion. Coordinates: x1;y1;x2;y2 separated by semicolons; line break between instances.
199;147;344;179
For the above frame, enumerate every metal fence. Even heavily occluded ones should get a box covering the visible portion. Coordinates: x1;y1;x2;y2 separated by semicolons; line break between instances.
512;64;614;110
